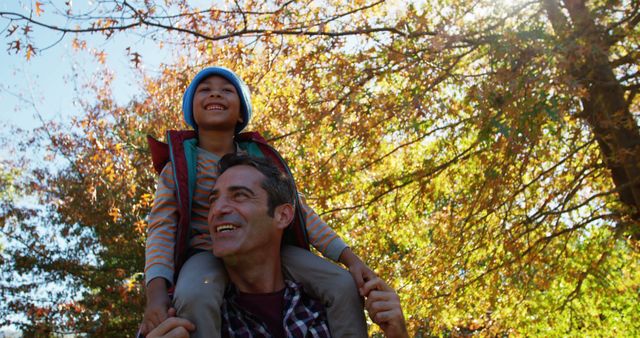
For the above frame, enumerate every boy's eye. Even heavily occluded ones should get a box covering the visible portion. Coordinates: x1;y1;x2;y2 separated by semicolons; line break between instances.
198;86;210;92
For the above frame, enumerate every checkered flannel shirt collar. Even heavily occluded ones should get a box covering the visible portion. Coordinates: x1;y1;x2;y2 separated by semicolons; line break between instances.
221;279;331;338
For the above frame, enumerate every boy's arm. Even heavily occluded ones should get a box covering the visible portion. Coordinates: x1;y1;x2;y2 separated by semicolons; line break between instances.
145;162;179;285
339;247;377;291
142;163;179;334
141;277;172;335
300;197;376;288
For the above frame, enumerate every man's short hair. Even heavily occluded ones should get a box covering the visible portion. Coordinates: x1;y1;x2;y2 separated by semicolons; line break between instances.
218;154;296;216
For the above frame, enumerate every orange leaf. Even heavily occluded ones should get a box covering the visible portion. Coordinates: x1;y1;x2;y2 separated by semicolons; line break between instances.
96;51;107;64
35;1;44;16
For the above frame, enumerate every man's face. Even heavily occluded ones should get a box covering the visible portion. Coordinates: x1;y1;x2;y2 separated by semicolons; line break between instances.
208;165;281;258
192;75;242;131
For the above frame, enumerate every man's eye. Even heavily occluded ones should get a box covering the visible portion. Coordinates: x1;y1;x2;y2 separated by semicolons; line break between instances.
233;192;249;200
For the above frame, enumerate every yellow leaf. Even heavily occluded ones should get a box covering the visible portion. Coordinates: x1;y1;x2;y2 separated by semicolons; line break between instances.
126;279;136;291
108;207;120;221
25;45;34;60
134;220;146;235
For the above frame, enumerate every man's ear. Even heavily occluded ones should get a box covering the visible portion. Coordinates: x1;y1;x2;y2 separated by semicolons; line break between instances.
273;203;294;230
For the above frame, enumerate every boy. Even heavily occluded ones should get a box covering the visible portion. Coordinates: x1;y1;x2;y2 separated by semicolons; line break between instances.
141;67;374;337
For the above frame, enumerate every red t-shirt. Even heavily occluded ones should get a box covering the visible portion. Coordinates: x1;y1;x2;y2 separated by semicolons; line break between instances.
235;288;286;338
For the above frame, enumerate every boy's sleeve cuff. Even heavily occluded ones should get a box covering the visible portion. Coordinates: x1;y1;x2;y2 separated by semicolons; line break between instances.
324;238;349;262
145;266;174;287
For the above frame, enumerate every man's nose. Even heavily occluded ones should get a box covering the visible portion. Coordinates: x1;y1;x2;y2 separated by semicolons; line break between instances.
210;198;231;216
209;199;230;227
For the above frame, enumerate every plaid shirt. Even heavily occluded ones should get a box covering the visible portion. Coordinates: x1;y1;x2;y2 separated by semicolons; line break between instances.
221;280;331;338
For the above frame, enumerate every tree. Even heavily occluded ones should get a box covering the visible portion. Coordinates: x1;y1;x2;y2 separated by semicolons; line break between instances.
1;0;639;336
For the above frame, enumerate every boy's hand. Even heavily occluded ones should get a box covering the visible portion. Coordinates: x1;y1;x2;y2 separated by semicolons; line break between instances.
338;247;377;292
146;308;195;338
141;296;171;335
140;278;171;335
362;277;409;338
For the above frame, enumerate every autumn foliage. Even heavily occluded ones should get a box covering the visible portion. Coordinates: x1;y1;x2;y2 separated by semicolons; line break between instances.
1;0;639;336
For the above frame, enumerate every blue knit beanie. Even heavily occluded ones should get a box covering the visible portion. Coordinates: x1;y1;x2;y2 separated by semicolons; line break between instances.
182;66;252;134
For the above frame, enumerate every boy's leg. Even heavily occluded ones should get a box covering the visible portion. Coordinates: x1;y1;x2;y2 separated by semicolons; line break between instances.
281;245;368;338
173;251;227;338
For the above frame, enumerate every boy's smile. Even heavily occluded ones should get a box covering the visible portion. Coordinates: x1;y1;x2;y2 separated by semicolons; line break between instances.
204;103;226;111
192;75;243;131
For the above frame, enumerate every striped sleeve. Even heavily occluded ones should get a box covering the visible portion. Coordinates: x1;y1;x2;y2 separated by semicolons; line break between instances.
145;162;178;286
300;196;348;262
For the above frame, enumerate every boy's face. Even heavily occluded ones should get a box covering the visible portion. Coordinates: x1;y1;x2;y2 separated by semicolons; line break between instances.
192;75;242;132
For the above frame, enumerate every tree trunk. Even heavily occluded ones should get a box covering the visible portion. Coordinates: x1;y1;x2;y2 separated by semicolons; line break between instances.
543;0;640;229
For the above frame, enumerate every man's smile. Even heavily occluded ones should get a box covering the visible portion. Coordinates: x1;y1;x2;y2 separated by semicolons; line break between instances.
211;213;245;237
215;224;237;233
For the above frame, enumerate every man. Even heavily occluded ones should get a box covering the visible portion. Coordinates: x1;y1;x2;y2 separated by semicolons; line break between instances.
148;154;408;337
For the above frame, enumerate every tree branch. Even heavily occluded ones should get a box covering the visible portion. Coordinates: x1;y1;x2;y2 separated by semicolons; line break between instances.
606;0;640;45
319;141;486;215
610;51;639;68
0;0;412;46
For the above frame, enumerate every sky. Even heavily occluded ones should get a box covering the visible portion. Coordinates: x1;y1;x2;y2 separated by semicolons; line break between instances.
0;1;173;163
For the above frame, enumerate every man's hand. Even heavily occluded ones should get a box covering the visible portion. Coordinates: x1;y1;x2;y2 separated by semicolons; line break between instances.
146;308;195;338
338;247;377;292
140;278;171;335
362;277;409;338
